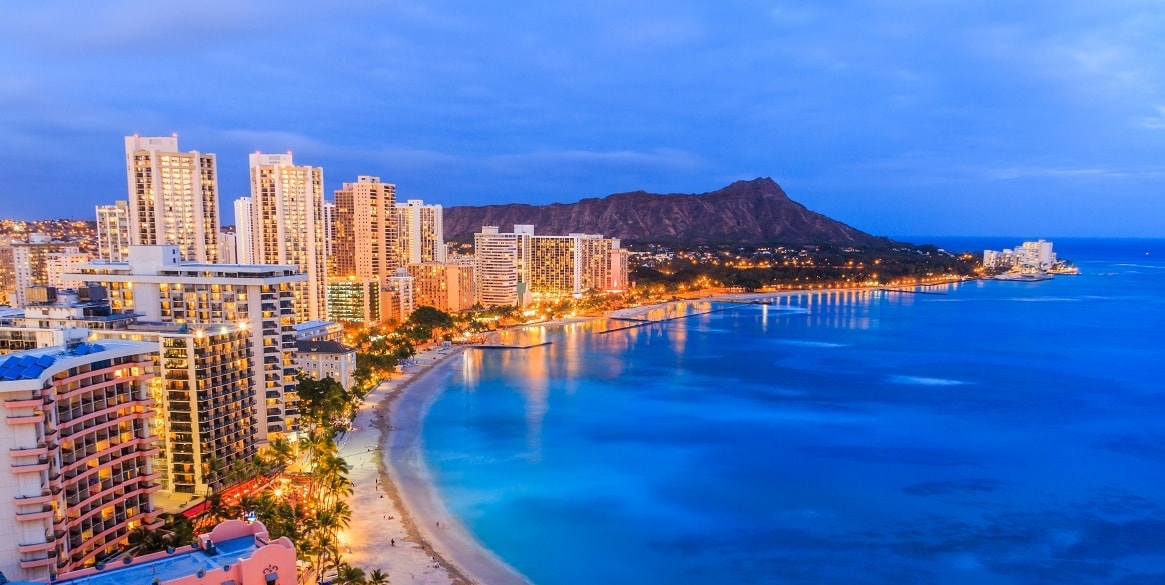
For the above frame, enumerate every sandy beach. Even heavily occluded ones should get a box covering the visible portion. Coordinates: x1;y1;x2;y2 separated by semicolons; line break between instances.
337;344;531;585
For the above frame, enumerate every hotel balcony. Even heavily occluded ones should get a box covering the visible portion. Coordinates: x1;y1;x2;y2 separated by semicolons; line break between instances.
9;443;50;458
5;396;44;409
20;555;55;570
11;457;50;473
7;412;44;425
13;491;54;506
18;539;56;554
15;504;55;522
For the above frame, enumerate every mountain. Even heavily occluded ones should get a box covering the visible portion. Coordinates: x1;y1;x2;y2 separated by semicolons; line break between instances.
443;177;891;246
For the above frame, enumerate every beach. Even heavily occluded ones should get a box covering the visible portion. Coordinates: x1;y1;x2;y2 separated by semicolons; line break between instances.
338;344;532;585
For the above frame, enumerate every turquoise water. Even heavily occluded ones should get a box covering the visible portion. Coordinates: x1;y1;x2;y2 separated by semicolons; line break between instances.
422;238;1165;584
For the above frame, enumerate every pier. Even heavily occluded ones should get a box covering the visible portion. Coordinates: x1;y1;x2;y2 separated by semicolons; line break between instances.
476;341;553;349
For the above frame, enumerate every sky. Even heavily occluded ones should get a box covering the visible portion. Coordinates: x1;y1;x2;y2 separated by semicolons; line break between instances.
1;1;1163;237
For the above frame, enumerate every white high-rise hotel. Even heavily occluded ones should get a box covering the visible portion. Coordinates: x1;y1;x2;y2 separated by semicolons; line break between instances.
246;154;328;322
124;135;220;263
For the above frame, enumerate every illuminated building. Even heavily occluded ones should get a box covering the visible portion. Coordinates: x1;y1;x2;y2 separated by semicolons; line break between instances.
333;176;397;280
0;243;14;306
11;234;80;307
247;153;327;323
97;323;256;497
407;262;475;313
393;199;445;265
124;135;219;263
68;245;305;440
326;276;382;324
473;225;624;306
45;250;91;292
217;228;238;264
233;197;254;264
47;520;296;585
95;201;131;262
293;339;356;391
383;268;415;322
473;226;525;307
0;337;161;579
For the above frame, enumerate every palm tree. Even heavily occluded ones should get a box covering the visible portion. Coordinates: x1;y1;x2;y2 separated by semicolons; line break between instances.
334;563;366;585
366;569;388;585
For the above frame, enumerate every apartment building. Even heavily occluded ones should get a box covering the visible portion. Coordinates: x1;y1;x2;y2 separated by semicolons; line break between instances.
124;135;219;263
407;262;475;313
95;201;131;262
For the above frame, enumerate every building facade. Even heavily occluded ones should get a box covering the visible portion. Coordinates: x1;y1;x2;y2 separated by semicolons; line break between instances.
95;201;131;262
124;135;219;263
67;246;306;441
247;154;327;323
293;340;356;391
325;276;383;324
0;338;162;580
407;262;475;313
383;268;415;323
473;226;624;306
332;176;398;280
233;196;254;265
11;235;80;307
393;199;445;265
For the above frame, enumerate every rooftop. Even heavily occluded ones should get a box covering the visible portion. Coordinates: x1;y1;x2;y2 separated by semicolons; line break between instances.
53;535;259;585
294;340;353;354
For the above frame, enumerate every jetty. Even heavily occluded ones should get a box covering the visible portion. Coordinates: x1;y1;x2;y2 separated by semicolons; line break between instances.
476;341;553;349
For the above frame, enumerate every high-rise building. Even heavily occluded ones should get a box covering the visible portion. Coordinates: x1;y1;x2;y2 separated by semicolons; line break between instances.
0;337;162;579
124;135;219;263
233;197;254;264
11;234;80;307
98;323;256;496
248;153;327;322
332;176;397;280
95;201;131;262
393;199;445;265
473;226;623;306
68;246;306;441
407;262;476;313
322;200;336;264
217;228;238;264
474;226;525;307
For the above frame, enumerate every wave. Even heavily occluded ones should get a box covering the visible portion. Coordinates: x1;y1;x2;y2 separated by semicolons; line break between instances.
1113;263;1165;269
889;375;969;386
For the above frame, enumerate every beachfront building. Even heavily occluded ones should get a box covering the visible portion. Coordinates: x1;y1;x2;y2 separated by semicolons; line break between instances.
96;323;256;497
332;175;399;281
48;520;296;585
474;226;525;307
984;240;1058;273
246;153;328;323
407;262;475;313
293;339;356;391
0;337;162;580
393;199;445;265
124;135;220;263
66;245;305;441
473;225;626;306
95;201;131;262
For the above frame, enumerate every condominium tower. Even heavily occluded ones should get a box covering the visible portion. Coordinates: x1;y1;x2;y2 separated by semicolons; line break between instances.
124;135;220;263
233;197;254;265
332;176;397;280
95;201;131;262
246;154;327;322
394;199;445;265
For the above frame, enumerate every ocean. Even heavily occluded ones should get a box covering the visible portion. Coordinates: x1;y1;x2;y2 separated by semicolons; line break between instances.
420;238;1165;584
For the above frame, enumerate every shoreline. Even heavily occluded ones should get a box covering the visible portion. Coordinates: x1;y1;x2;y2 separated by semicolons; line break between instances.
340;344;531;585
341;284;959;584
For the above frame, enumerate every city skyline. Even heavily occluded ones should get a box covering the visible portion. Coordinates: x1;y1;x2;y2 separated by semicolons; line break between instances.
1;2;1163;237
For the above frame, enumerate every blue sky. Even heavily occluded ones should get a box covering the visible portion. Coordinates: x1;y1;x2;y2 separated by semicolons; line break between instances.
1;1;1163;237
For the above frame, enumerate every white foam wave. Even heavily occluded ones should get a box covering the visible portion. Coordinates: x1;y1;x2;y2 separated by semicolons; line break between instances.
889;375;969;386
1113;263;1165;269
